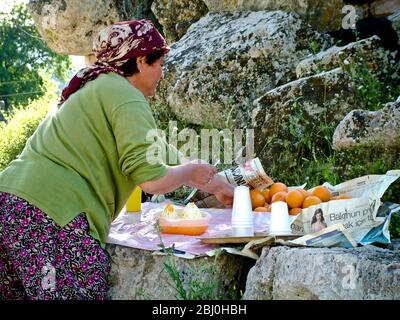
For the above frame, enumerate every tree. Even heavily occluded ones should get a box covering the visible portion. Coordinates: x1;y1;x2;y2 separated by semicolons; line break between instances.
0;3;71;109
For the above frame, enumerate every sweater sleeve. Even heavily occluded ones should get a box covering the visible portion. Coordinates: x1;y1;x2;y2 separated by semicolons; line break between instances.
111;100;168;186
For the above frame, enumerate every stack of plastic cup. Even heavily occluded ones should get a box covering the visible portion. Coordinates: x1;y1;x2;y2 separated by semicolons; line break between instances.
269;201;292;235
231;186;254;237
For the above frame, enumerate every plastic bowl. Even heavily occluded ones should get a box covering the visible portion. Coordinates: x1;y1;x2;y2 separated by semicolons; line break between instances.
158;210;211;236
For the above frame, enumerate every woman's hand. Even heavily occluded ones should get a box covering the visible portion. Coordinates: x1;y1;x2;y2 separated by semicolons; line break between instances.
214;186;234;207
188;163;217;186
187;172;234;208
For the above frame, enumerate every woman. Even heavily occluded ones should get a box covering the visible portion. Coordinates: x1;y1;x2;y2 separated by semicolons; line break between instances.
310;208;328;233
0;19;233;300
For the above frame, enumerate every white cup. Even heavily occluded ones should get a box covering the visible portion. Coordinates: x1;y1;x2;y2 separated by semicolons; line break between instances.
269;201;292;235
231;186;254;237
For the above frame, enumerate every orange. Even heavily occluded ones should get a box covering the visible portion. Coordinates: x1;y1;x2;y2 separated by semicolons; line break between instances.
250;188;265;209
298;188;309;198
311;186;331;202
269;182;288;198
302;195;322;208
271;191;288;203
260;189;271;204
254;206;269;212
289;207;302;215
256;203;272;212
286;189;305;209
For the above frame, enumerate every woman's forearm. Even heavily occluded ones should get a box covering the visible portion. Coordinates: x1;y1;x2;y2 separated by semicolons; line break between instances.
139;162;217;195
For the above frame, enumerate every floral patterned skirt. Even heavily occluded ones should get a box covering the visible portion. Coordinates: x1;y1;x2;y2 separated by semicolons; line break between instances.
0;191;111;300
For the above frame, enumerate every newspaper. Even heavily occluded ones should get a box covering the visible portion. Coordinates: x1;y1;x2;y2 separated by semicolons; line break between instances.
184;158;274;208
289;224;357;248
291;170;400;245
360;201;400;245
245;201;400;252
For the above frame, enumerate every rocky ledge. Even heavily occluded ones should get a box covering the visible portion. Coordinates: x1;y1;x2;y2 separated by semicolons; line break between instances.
107;240;400;300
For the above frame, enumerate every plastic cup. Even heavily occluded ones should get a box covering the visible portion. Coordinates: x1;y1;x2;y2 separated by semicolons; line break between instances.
269;201;292;235
231;186;254;237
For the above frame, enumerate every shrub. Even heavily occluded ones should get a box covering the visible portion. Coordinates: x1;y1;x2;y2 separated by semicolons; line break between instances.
0;94;56;171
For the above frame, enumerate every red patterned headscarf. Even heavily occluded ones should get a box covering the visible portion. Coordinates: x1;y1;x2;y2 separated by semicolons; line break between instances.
59;19;170;105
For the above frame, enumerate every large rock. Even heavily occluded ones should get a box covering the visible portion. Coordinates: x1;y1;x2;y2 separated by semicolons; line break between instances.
332;96;400;150
27;0;155;56
155;10;329;128
106;245;254;299
244;242;400;300
295;35;394;79
252;68;357;166
151;0;208;44
203;0;344;32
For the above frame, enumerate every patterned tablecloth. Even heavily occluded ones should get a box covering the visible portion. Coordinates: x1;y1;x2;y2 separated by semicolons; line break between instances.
107;201;271;256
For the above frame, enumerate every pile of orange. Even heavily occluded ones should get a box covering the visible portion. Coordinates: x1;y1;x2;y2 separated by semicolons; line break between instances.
251;182;351;215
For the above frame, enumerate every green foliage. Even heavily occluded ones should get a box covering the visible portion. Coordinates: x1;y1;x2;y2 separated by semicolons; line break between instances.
340;51;400;112
348;60;400;111
334;146;400;238
0;3;71;108
262;95;337;187
390;213;400;239
0;81;56;171
309;40;322;55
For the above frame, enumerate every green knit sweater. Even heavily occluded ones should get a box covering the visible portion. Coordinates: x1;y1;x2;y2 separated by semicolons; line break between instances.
0;73;180;247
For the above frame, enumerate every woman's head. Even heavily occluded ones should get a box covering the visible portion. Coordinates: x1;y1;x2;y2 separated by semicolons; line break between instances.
311;208;324;224
120;50;166;97
59;19;169;104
